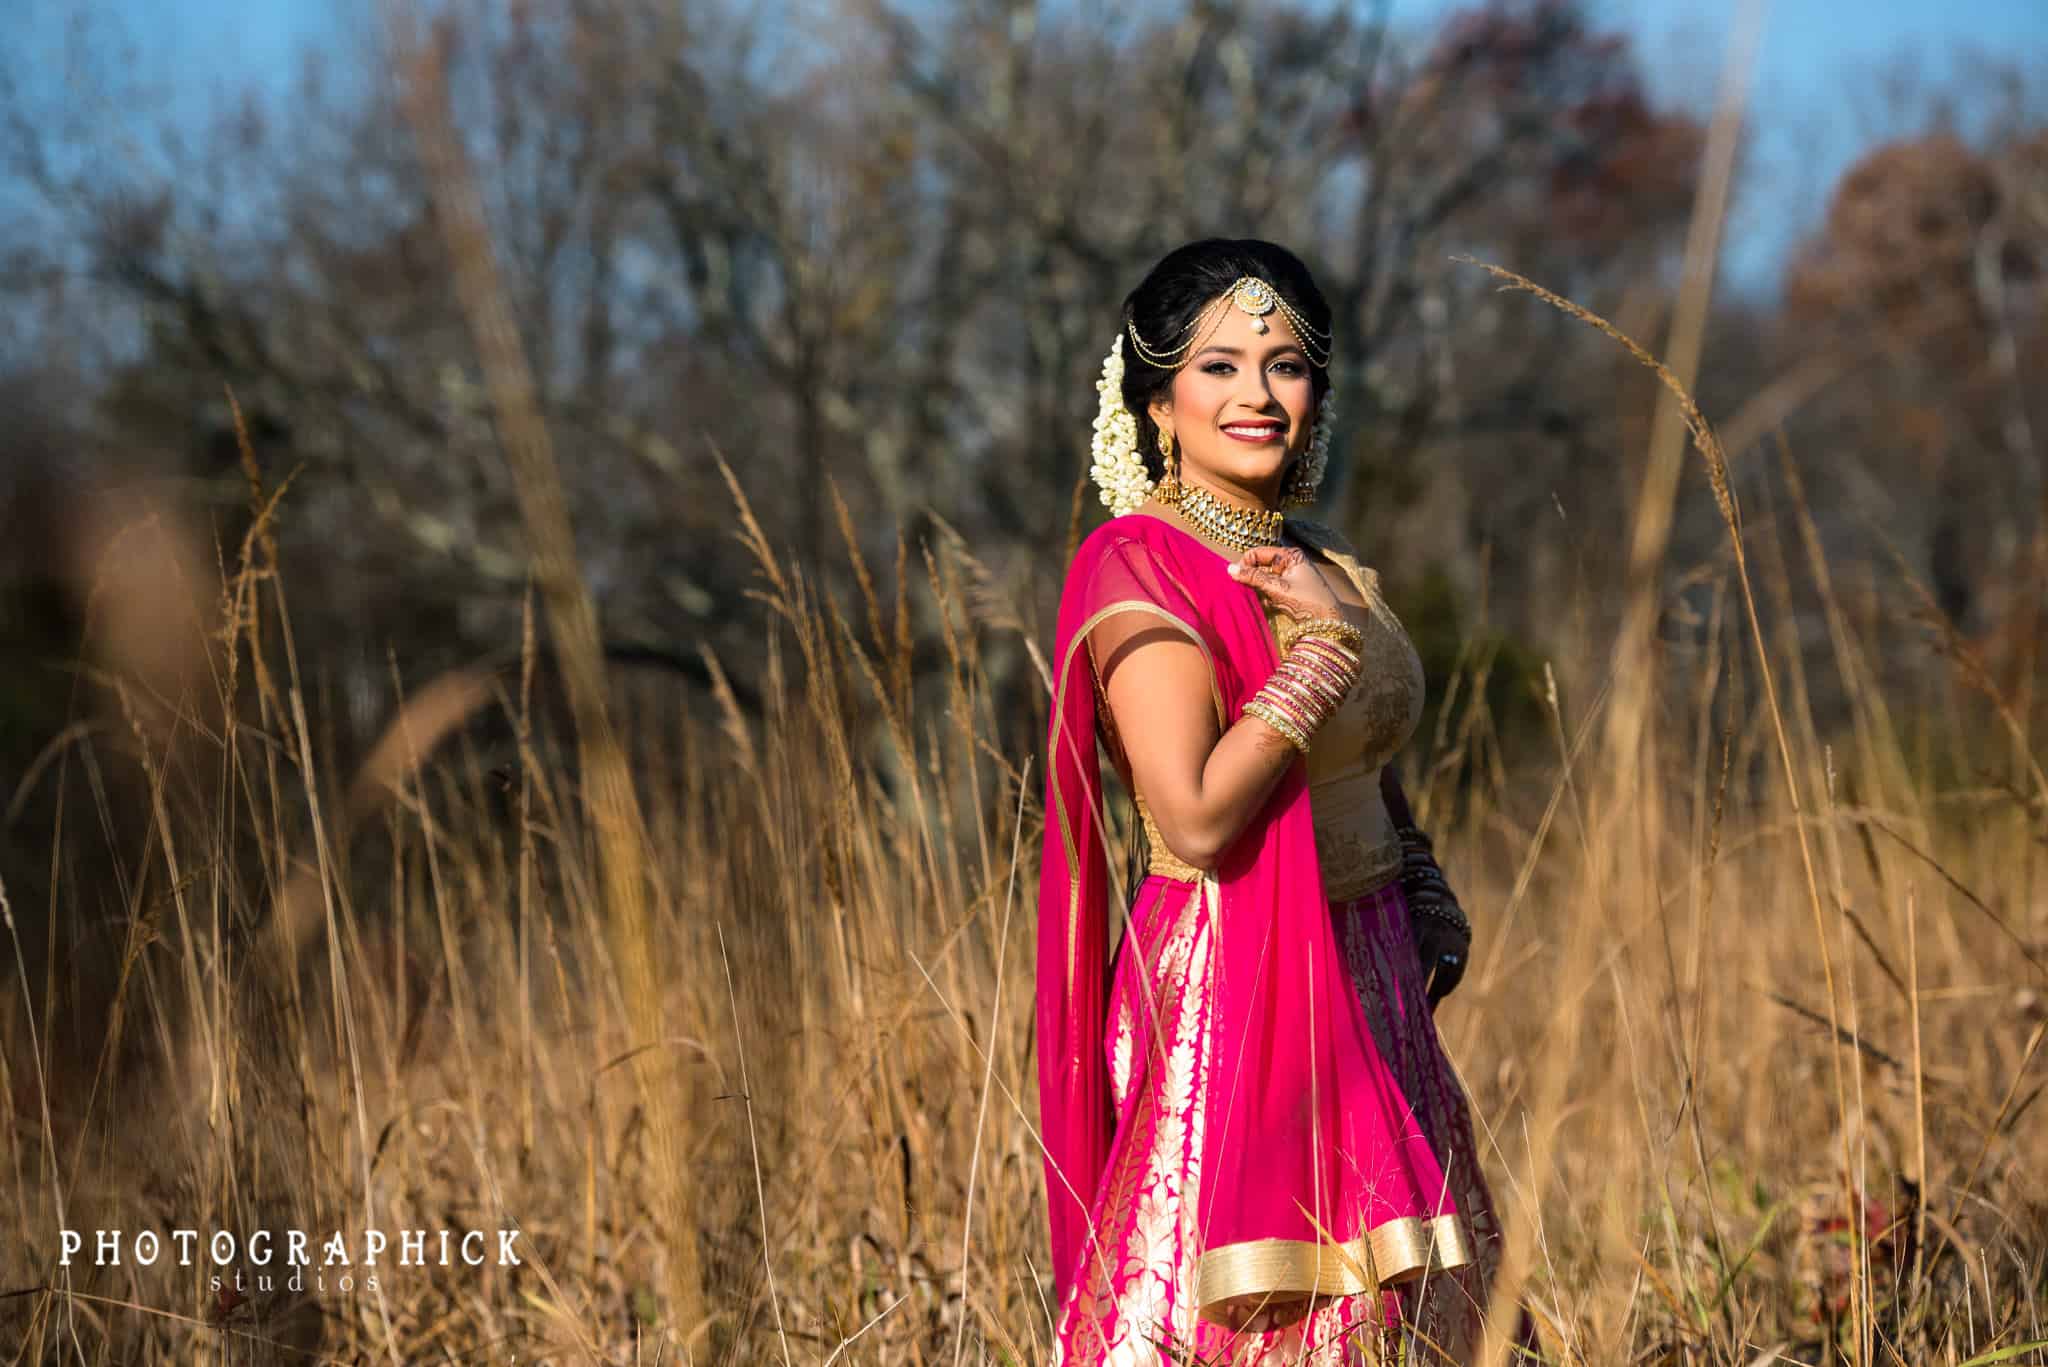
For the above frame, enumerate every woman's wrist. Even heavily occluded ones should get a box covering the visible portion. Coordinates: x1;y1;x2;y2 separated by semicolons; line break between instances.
1411;899;1472;936
1276;613;1366;656
1240;630;1364;754
1397;824;1472;936
1242;697;1313;751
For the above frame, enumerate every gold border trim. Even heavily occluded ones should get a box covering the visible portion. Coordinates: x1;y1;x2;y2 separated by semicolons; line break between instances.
1134;791;1206;882
1192;1213;1475;1323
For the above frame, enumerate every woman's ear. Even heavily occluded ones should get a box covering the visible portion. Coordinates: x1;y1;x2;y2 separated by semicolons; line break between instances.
1147;397;1173;433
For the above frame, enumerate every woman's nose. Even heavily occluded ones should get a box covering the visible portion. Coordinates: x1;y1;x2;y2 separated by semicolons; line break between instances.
1239;373;1281;408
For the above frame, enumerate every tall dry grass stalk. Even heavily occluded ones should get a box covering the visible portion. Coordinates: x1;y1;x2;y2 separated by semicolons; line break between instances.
389;6;703;1343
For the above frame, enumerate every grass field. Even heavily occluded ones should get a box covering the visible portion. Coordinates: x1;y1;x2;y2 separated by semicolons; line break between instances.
3;172;2045;1367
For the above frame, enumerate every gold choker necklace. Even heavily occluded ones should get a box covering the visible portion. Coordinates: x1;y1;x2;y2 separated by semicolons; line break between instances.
1162;478;1285;553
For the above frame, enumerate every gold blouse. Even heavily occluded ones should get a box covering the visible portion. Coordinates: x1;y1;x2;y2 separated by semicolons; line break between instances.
1127;527;1425;902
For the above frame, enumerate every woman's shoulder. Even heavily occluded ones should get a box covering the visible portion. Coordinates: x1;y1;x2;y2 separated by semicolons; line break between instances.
1072;511;1183;563
1058;513;1209;616
1100;509;1180;540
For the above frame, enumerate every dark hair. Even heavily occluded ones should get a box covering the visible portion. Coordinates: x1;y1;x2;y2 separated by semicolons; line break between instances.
1119;238;1334;481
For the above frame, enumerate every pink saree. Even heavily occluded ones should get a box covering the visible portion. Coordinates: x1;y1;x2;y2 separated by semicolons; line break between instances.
1036;514;1498;1363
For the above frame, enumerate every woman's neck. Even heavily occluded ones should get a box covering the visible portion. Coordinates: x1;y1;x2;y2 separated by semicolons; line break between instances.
1183;471;1280;515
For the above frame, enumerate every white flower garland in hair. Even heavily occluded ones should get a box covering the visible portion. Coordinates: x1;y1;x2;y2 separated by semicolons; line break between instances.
1088;334;1152;516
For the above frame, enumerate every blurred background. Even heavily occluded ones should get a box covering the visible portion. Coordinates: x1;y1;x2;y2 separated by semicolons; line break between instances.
5;0;2043;766
2;0;2045;1361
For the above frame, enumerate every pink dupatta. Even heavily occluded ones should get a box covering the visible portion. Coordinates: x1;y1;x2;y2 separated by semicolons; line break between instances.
1035;512;1473;1323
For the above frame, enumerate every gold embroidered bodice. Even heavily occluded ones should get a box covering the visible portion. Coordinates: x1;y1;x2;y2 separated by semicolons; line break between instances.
1120;526;1426;901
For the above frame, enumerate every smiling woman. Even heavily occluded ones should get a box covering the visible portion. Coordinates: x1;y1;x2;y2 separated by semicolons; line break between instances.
1038;239;1536;1365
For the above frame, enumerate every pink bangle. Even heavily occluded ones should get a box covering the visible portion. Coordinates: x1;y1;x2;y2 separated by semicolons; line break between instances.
1268;668;1337;716
1255;683;1318;731
1272;661;1336;704
1285;656;1352;706
1293;637;1363;677
1287;653;1353;700
1243;698;1310;752
1294;634;1362;667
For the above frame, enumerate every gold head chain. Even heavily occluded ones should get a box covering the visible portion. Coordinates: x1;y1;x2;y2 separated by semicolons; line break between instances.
1125;276;1332;371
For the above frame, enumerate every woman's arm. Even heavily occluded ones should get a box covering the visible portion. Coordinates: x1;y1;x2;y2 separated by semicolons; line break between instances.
1379;762;1472;1005
1090;542;1350;871
1091;613;1298;869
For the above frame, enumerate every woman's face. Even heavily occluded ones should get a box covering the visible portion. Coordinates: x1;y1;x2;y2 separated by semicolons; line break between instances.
1147;296;1317;507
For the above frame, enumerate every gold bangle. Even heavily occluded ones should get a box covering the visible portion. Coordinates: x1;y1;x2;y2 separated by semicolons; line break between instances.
1242;698;1311;753
1281;649;1356;703
1272;667;1343;715
1246;704;1311;753
1291;633;1363;670
1257;681;1322;731
1265;662;1341;719
1278;614;1366;656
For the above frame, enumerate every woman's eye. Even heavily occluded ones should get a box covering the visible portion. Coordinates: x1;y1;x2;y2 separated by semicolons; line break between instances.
1201;359;1304;375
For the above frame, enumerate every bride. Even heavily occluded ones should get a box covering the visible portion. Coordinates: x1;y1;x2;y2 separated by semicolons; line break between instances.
1034;238;1530;1364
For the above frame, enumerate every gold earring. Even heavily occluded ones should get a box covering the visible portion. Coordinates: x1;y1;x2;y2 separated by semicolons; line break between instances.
1280;461;1309;508
1156;428;1184;504
1280;442;1311;507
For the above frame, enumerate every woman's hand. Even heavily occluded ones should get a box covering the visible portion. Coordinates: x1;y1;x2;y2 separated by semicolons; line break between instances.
1412;917;1470;1008
1228;545;1340;621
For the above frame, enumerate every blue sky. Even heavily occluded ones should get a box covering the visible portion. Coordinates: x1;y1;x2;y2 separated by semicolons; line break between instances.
1585;0;2048;289
18;0;2048;298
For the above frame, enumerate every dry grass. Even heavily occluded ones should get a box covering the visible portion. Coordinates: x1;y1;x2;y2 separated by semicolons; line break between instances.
4;226;2046;1367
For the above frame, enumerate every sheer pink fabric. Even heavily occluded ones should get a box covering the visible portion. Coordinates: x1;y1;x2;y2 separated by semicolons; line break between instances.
1035;514;1471;1344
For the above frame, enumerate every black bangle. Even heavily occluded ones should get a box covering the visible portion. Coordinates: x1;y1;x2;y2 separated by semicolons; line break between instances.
1411;899;1472;936
1396;826;1471;936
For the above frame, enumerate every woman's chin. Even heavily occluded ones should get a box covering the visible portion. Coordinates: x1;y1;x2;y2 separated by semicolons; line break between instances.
1198;451;1291;487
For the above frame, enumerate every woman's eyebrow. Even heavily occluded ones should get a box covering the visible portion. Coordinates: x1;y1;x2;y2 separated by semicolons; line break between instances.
1194;344;1306;359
